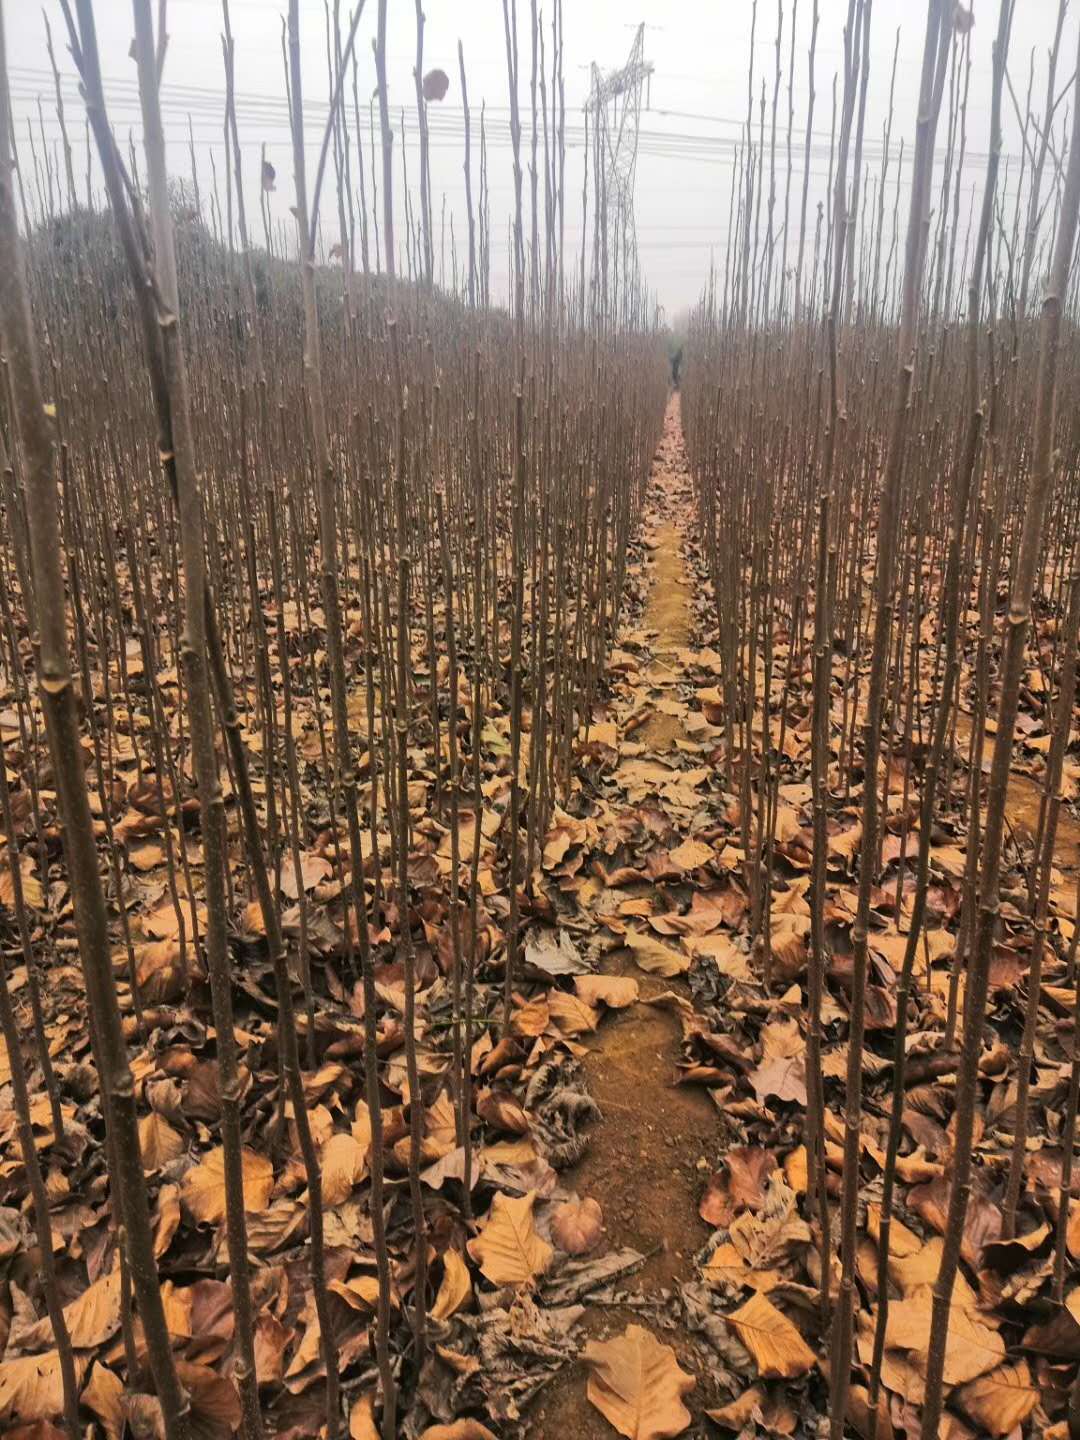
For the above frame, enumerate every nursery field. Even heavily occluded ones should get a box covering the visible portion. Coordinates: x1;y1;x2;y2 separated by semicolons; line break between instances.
0;1;1079;1438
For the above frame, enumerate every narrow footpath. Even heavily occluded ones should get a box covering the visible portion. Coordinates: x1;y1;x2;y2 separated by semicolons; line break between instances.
530;397;722;1436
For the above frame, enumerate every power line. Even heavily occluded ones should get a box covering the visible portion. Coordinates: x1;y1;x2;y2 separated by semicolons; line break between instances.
8;65;1027;173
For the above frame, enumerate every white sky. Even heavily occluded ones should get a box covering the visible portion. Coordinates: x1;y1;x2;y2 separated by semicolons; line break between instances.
5;0;1075;315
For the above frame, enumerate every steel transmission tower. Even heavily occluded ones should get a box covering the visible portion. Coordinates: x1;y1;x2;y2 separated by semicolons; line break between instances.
588;23;653;318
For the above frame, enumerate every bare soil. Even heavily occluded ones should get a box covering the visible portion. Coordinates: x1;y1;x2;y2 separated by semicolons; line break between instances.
955;708;1080;865
527;398;720;1437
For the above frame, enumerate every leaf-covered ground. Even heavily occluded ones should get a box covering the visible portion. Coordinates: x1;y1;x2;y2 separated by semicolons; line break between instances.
0;396;1077;1439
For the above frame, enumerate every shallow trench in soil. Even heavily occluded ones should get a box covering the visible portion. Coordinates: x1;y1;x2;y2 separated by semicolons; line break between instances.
527;400;720;1437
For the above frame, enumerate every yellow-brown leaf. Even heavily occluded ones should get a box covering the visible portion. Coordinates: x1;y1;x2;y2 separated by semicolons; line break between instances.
727;1292;815;1379
431;1249;472;1321
625;928;689;977
181;1146;273;1226
583;1322;695;1439
953;1359;1039;1437
139;1111;185;1171
320;1132;367;1206
466;1191;553;1285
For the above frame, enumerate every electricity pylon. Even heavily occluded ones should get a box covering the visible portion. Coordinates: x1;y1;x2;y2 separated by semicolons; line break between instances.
588;23;653;320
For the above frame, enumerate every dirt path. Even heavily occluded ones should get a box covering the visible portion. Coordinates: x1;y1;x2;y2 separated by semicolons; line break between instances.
529;399;719;1436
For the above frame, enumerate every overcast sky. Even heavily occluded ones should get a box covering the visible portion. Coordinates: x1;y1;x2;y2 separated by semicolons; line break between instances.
5;0;1076;315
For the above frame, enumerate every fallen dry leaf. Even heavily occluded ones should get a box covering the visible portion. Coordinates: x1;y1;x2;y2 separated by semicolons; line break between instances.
551;1196;604;1254
466;1190;553;1285
707;1384;798;1436
181;1146;273;1226
952;1359;1040;1435
748;1055;807;1106
625;928;689;976
700;1146;777;1227
845;1383;894;1440
349;1392;379;1439
583;1322;695;1439
15;1268;121;1352
253;1312;289;1387
430;1249;472;1321
547;990;599;1035
524;926;589;977
574;975;640;1008
668;837;714;871
726;1291;815;1379
0;1352;89;1423
0;854;43;909
175;1359;241;1431
320;1131;367;1206
279;850;333;899
880;1292;1004;1384
419;1424;498;1440
138;1111;185;1171
81;1361;123;1440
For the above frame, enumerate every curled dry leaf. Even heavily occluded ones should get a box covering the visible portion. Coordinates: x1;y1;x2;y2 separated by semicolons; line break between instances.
320;1131;367;1206
253;1312;289;1387
134;939;189;1004
583;1322;695;1439
466;1190;553;1285
153;1183;182;1259
349;1392;379;1439
181;1146;273;1226
421;67;450;101
726;1291;815;1379
0;854;43;908
430;1249;472;1321
476;1089;531;1135
174;1359;241;1431
574;975;640;1008
551;1196;604;1254
907;1175;1002;1269
766;915;809;982
783;1145;808;1195
844;1383;894;1440
700;1146;777;1227
145;897;206;940
82;1361;123;1440
419;1424;498;1440
707;1384;798;1436
625;927;689;977
328;1275;382;1311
